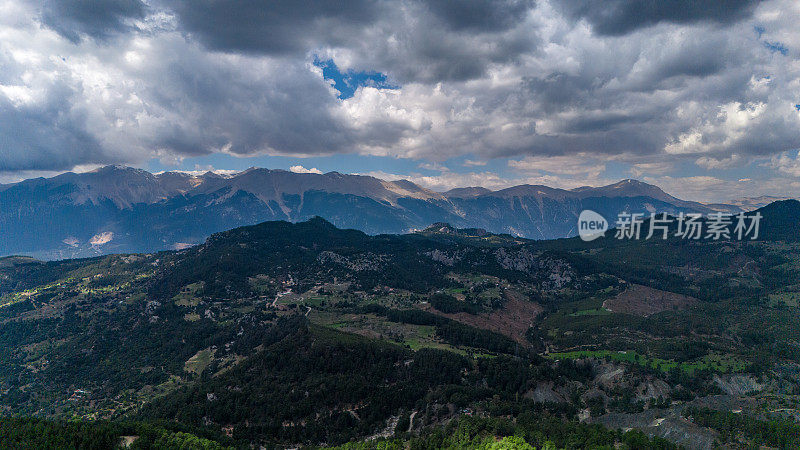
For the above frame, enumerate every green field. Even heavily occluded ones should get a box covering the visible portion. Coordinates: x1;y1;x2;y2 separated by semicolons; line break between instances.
173;282;203;307
547;350;747;375
184;348;215;376
569;308;611;317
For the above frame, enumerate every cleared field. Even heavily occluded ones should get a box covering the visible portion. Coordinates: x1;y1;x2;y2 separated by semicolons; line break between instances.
603;284;697;317
173;282;203;307
570;308;611;317
547;350;747;375
184;348;215;376
426;289;542;344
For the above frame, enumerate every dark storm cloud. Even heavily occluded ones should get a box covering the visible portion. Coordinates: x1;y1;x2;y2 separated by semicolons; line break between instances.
167;0;381;55
558;0;759;36
522;72;601;112
496;21;767;161
129;38;368;158
423;0;535;32
168;0;534;55
559;112;641;133
165;0;539;83
625;33;739;91
0;82;105;171
38;0;147;43
364;0;539;84
482;120;666;159
373;29;533;83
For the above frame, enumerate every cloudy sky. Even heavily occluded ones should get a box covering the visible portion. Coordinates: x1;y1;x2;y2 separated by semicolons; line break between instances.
0;0;799;202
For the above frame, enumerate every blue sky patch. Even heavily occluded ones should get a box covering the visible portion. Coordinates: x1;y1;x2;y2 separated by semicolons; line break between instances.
764;41;788;55
314;59;396;99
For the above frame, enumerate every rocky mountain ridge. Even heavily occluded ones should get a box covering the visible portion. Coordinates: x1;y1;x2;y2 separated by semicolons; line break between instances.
0;166;758;259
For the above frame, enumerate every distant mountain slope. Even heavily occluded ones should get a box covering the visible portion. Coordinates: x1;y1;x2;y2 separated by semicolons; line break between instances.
755;199;800;242
442;186;492;198
0;166;743;259
728;195;797;211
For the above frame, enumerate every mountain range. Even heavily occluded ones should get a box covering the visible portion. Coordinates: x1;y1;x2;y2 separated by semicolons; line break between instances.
0;165;768;259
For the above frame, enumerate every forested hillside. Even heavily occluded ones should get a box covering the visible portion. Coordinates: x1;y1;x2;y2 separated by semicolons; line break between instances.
1;202;799;448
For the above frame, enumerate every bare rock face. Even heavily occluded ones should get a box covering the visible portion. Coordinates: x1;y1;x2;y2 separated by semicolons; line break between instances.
580;387;608;405
425;249;464;266
593;363;626;389
60;165;185;208
492;248;574;285
317;251;389;272
591;407;718;450
524;382;567;403
712;374;764;395
494;248;538;272
635;380;671;402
